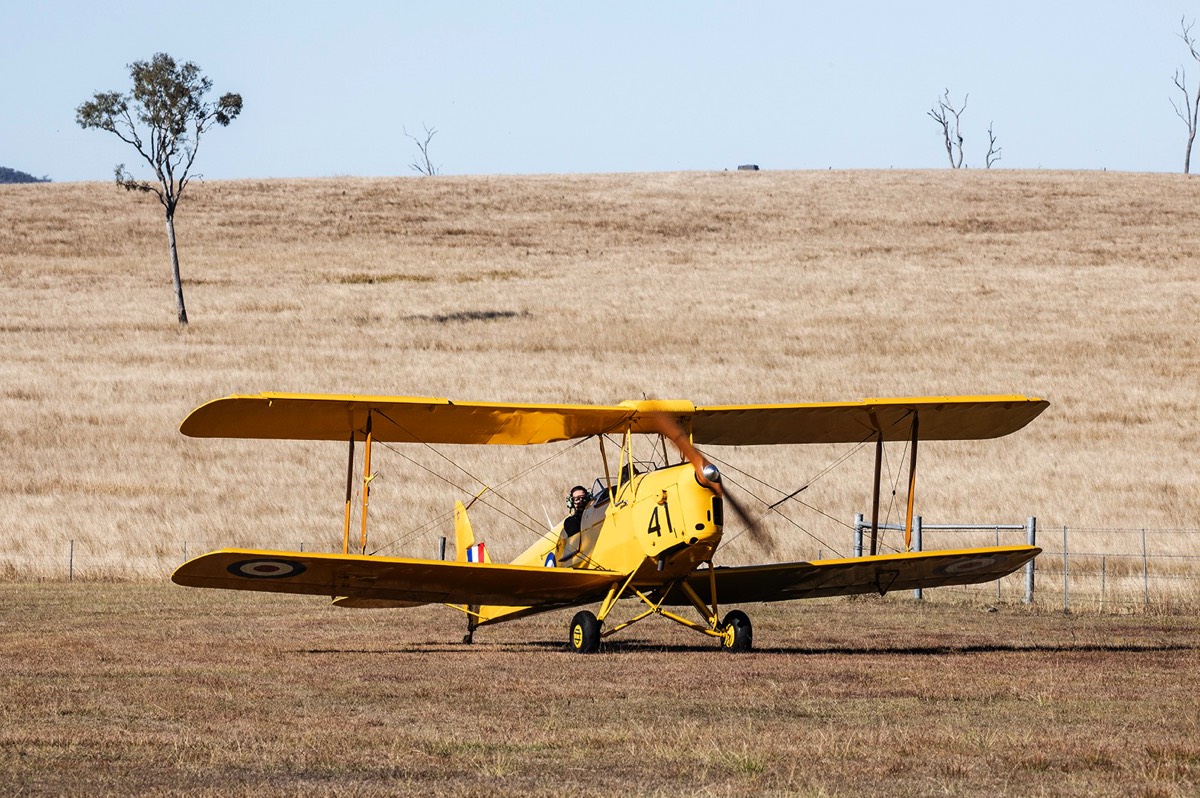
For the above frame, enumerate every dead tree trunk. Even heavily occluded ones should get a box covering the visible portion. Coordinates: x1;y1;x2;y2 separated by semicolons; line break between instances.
1172;18;1200;174
405;125;440;176
986;122;1002;169
928;90;967;169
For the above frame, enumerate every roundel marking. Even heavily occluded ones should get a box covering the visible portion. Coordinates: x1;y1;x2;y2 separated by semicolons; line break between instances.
543;552;557;568
227;559;308;579
934;556;999;577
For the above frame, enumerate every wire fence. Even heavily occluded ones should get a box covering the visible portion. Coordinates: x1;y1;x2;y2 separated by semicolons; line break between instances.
847;517;1200;612
0;539;339;582
4;521;1199;613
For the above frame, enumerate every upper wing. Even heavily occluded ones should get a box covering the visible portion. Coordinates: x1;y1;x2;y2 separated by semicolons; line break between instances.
664;545;1040;605
172;549;622;606
179;393;636;444
180;393;1047;445
688;396;1048;445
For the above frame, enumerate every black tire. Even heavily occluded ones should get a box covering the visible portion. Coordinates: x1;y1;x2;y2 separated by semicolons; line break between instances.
720;609;753;652
569;610;601;653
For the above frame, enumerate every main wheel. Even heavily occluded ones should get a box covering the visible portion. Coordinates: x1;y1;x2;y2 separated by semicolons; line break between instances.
569;610;601;653
720;609;753;652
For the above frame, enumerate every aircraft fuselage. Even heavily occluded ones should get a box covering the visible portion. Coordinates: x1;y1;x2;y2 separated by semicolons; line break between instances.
553;463;724;582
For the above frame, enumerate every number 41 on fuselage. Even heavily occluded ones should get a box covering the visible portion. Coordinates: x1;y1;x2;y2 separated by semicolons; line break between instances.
171;393;1048;653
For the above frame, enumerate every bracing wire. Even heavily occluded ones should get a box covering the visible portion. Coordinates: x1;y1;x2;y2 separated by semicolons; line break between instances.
877;413;917;554
705;433;877;557
366;410;635;557
706;434;873;521
715;471;846;557
369;438;590;555
705;409;921;557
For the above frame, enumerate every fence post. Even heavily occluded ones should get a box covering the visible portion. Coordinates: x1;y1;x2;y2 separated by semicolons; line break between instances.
69;539;74;582
1024;516;1036;604
853;513;863;558
995;525;1001;602
1101;556;1107;612
438;536;447;561
1141;528;1149;607
1062;525;1070;613
912;516;923;601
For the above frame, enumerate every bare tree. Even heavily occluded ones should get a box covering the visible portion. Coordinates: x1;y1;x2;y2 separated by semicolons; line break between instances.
928;89;967;169
1172;16;1200;174
77;53;242;326
986;122;1002;169
405;124;440;176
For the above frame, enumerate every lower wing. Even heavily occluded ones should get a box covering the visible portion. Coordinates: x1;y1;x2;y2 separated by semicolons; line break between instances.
172;549;622;606
666;545;1039;604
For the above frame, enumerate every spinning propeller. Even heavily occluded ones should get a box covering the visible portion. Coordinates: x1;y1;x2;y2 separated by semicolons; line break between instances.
649;413;773;550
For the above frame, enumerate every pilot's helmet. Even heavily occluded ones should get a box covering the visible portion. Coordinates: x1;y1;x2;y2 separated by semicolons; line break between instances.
567;485;591;511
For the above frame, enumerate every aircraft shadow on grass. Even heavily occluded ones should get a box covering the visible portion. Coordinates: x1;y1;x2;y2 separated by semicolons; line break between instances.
298;641;1199;656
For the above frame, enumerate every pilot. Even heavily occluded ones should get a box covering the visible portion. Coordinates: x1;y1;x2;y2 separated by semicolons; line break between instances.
563;485;591;537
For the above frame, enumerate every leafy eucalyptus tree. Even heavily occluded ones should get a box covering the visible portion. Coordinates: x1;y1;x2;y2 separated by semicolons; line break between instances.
77;53;242;326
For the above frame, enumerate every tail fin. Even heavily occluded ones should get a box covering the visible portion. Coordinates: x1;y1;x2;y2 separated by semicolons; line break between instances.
454;500;492;563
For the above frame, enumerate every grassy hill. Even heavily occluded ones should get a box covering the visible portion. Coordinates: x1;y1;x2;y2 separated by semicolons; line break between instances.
1;170;1197;578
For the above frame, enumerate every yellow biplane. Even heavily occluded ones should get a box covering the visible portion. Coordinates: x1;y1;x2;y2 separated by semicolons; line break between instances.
172;393;1047;653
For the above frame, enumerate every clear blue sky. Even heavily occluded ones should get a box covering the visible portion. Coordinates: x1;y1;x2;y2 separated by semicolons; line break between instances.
3;1;1197;181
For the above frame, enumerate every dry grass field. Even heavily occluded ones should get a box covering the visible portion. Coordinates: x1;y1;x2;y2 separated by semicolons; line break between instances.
1;169;1197;578
2;582;1197;797
2;169;1199;796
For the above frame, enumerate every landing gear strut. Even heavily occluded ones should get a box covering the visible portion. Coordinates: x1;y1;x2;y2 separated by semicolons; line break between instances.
564;575;755;653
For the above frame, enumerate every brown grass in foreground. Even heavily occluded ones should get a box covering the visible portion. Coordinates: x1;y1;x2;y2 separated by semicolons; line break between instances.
1;170;1198;578
1;583;1197;797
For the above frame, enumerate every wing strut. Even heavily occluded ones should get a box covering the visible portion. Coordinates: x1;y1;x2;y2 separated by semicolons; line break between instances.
868;411;921;555
599;436;612;496
360;412;374;554
342;432;355;554
869;419;883;556
903;412;920;551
